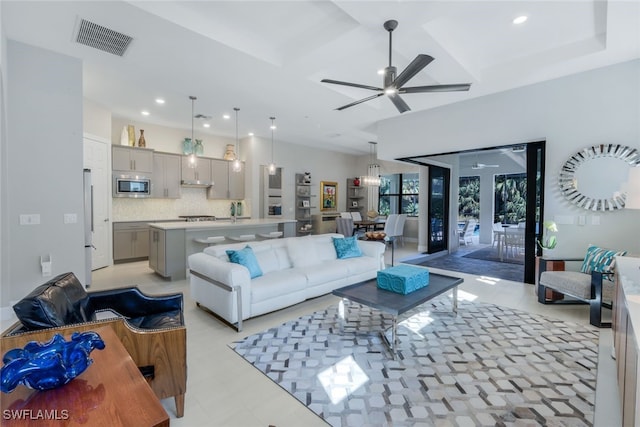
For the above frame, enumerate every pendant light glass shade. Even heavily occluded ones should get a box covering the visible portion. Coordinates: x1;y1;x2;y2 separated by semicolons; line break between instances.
187;96;197;168
268;116;277;175
232;107;242;172
360;141;380;186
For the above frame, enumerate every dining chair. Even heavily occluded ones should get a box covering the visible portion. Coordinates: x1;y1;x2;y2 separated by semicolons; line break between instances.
335;217;355;236
351;211;363;222
340;212;352;219
393;214;407;246
383;214;399;238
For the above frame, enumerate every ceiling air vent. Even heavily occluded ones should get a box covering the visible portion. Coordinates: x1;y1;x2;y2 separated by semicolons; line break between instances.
75;19;133;57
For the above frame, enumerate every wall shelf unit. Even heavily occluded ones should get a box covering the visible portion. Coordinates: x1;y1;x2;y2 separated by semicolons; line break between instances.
295;173;314;236
346;178;368;218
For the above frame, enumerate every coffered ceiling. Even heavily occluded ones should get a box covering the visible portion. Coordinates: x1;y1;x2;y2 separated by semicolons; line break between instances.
3;1;639;155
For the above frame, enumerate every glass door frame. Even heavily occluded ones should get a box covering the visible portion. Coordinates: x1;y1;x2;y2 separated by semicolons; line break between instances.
426;165;450;254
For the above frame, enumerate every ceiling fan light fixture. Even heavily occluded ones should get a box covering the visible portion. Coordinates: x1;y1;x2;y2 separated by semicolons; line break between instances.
384;88;397;95
268;116;277;176
513;15;528;24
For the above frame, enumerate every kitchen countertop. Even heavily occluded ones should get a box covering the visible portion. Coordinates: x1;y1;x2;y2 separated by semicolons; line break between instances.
616;256;640;345
148;218;296;230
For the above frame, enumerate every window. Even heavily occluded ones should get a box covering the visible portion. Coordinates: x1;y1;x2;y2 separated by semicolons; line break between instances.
494;173;527;224
458;176;480;221
378;173;419;216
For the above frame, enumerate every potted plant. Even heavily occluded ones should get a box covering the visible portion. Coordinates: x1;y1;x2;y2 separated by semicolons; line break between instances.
537;220;558;250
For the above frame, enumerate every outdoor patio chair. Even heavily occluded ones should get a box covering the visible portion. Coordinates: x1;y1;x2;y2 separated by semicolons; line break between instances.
458;219;476;245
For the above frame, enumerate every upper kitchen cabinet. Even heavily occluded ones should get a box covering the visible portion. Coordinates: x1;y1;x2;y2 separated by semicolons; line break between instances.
152;152;181;198
208;159;245;200
181;156;212;185
112;146;153;174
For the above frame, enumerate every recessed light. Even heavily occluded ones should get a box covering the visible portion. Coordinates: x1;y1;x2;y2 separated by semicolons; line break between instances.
203;123;210;128
155;98;165;104
513;15;528;24
223;114;230;120
248;132;254;136
141;110;150;116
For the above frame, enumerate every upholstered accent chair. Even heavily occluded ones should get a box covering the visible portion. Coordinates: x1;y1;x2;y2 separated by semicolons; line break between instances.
1;272;187;417
538;245;627;328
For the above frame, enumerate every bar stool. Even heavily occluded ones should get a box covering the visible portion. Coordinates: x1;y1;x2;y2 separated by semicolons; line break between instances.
194;236;226;246
257;231;283;240
226;234;256;242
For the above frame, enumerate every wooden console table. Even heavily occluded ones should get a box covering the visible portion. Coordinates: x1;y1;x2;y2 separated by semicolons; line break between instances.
613;256;640;427
1;326;169;427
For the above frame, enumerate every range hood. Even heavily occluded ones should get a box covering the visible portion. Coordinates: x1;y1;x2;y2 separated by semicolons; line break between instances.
181;179;213;187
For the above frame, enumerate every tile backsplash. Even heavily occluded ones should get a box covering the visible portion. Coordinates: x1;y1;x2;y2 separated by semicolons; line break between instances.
113;187;250;221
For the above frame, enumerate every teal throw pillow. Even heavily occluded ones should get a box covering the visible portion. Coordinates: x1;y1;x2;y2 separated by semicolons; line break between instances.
332;236;362;259
226;246;263;279
580;245;626;279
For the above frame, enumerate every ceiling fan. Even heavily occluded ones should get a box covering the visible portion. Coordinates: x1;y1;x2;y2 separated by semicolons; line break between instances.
321;20;471;113
472;163;500;170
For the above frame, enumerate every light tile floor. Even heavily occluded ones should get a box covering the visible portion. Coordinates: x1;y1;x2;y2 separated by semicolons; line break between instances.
83;243;619;426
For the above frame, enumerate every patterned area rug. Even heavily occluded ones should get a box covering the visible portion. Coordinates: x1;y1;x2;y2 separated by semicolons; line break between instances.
463;247;524;265
231;297;599;426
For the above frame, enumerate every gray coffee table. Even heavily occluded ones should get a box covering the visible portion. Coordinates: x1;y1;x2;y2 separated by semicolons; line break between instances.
332;270;463;358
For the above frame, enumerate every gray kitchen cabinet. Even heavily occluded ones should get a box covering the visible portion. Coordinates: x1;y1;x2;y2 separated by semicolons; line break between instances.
181;156;211;184
148;227;185;280
113;222;150;262
152;152;181;198
208;159;245;199
148;228;165;274
112;146;153;174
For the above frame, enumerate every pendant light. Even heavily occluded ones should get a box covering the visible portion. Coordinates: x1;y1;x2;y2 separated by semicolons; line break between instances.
268;116;277;175
232;107;242;172
361;141;380;186
187;96;197;168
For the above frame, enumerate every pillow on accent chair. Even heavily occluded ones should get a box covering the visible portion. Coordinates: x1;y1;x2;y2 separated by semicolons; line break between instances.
332;236;362;259
226;246;263;278
580;245;627;279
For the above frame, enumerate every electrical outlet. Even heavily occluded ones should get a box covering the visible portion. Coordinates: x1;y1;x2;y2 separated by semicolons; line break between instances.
592;215;601;225
64;213;78;224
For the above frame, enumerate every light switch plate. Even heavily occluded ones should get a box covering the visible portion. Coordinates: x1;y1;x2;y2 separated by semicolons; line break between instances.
19;214;40;225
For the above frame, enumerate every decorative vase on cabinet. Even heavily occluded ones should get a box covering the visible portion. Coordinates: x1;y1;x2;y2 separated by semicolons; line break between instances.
182;138;193;155
138;129;146;148
194;139;203;156
127;125;135;146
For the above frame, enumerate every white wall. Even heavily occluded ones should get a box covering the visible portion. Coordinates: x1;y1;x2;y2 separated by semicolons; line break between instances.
4;41;85;303
378;60;640;257
0;2;9;314
84;99;111;140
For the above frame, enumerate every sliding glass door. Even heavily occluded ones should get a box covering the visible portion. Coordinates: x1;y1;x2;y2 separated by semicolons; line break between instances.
427;166;450;254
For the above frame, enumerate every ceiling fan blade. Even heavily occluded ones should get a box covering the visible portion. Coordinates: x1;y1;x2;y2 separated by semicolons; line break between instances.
392;54;434;89
401;83;471;93
388;93;411;113
335;93;384;111
321;79;383;92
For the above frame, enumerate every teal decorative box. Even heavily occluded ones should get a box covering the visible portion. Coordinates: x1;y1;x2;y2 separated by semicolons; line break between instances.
377;265;430;295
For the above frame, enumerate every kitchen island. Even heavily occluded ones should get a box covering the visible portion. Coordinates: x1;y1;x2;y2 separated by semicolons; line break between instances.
148;218;297;280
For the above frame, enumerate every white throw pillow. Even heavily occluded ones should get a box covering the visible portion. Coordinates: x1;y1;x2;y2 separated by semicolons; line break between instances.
314;236;339;261
251;245;279;275
286;237;320;268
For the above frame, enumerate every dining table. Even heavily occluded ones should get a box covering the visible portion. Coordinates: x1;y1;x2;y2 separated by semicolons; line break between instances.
353;219;386;232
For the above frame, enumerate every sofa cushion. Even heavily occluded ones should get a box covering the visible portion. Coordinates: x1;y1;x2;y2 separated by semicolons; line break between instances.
287;236;321;268
540;270;614;301
332;236;362;259
340;255;380;276
314;236;339;261
250;269;308;304
13;272;93;330
251;244;280;275
299;261;350;287
226;246;263;279
581;245;626;278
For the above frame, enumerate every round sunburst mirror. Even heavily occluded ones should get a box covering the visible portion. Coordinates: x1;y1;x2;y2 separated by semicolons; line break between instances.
558;144;639;211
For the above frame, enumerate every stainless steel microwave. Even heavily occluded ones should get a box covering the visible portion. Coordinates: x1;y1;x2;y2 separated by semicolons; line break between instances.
113;175;151;198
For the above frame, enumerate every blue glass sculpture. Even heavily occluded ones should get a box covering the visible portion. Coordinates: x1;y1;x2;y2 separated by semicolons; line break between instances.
1;331;105;393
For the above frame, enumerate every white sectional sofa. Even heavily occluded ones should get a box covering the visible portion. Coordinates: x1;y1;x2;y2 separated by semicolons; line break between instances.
188;233;385;331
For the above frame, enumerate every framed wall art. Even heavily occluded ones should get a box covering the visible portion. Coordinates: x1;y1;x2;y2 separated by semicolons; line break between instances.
320;181;338;211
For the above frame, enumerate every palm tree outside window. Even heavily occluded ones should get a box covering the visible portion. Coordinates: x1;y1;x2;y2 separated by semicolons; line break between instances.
378;173;419;216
